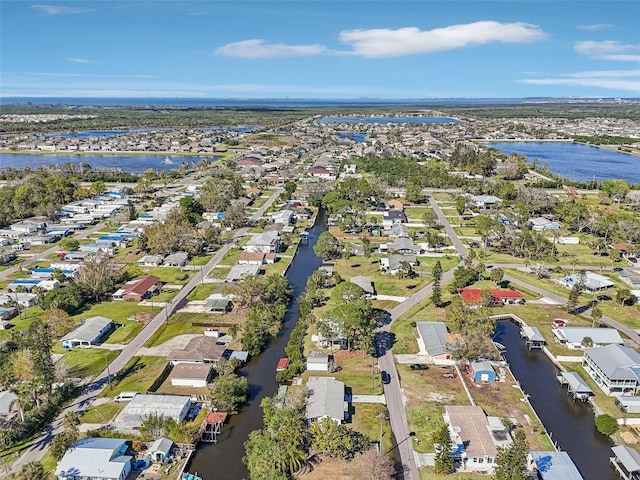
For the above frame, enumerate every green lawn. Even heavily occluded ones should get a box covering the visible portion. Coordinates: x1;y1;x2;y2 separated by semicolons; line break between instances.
80;402;125;424
104;320;145;344
124;265;193;284
349;403;393;452
59;348;120;378
72;300;149;325
190;254;214;266
104;355;167;397
187;283;219;301
144;312;223;347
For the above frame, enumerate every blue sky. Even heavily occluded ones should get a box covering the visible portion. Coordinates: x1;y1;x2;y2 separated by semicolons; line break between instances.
1;1;639;98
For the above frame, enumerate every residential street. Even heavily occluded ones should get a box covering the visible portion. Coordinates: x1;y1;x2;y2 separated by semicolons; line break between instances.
9;187;282;471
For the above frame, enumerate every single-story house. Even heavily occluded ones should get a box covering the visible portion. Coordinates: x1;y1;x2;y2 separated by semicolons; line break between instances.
168;335;226;364
619;269;640;289
7;278;42;292
226;264;261;282
556;271;614;294
113;275;160;301
147;438;174;463
529;217;561;231
527;451;584;480
387;223;409;238
491;289;526;305
382;209;407;225
55;437;133;480
458;288;485;305
468;360;496;382
415;321;454;360
443;405;510;472
459;288;525;306
305;376;347;425
552;327;623;349
610;243;639;259
120;395;191;430
238;252;266;266
0;293;39;308
306;352;330;372
468;195;502;211
583;344;640;396
169;363;213;388
380;254;417;275
61;316;114;349
137;254;164;267
0;308;17;321
204;294;233;313
164;251;189;267
611;445;640;480
388;237;421;255
350;276;375;297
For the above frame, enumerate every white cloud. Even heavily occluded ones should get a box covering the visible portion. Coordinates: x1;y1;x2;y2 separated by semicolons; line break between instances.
575;40;640;62
215;21;547;59
338;21;547;58
31;4;93;15
576;24;613;31
519;69;640;92
215;40;328;59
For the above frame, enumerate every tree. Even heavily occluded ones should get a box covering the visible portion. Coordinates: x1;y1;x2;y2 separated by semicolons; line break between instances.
581;336;594;348
490;267;505;286
494;429;529;480
422;209;439;229
140;413;167;441
431;260;443;307
595;414;618;435
616;287;636;306
405;179;425;203
309;417;369;460
566;271;586;313
600;179;630;204
349;448;395;480
209;373;249;413
314;231;341;261
432;423;454;474
179;195;204;225
7;461;47;480
59;237;80;252
76;253;122;302
591;306;603;328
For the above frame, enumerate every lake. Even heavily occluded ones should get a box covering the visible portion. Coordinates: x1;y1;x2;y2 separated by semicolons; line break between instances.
486;142;640;184
320;116;461;124
0;153;217;174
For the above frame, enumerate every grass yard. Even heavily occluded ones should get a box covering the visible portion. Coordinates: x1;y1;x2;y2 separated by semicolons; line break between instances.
187;283;219;301
124;265;193;284
349;403;393;452
0;307;45;341
73;300;149;325
208;267;230;279
80;402;125;424
190;254;214;266
144;311;237;347
105;320;145;344
59;348;120;378
261;257;292;276
420;467;488;480
105;355;167;397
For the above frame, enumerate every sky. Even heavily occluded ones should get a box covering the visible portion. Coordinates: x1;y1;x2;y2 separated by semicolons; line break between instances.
1;0;640;99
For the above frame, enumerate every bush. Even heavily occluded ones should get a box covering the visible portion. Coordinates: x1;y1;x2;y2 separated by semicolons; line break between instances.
595;414;618;435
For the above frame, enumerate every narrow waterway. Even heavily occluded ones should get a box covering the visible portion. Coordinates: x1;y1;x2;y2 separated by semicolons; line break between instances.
187;210;327;480
494;321;616;480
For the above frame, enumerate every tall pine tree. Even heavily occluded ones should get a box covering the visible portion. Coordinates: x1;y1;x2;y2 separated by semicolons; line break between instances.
433;423;454;474
494;429;529;480
431;260;443;307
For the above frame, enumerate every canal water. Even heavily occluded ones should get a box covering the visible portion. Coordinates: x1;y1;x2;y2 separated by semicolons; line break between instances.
187;210;327;480
494;321;616;480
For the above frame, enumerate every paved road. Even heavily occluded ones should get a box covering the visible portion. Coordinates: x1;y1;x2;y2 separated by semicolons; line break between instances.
428;193;467;259
10;188;282;471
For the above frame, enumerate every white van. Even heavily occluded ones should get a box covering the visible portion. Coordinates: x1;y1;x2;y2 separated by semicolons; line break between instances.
114;391;139;402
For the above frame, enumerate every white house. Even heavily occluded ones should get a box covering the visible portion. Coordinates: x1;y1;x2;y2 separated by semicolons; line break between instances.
244;232;280;254
305;376;347;425
552;327;623;349
306;351;330;372
583;344;640;395
55;437;133;480
61;316;114;349
169;363;212;388
556;271;614;294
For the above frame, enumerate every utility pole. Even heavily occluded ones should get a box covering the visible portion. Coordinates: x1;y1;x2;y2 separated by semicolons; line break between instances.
104;354;112;391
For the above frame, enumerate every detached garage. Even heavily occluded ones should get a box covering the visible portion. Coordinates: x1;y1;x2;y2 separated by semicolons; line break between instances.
469;361;496;382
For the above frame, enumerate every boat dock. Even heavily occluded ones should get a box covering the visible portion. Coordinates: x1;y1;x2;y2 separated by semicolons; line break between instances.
520;325;546;350
557;371;593;401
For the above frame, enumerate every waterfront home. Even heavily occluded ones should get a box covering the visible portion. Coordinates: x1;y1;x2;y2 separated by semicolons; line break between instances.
583;344;640;395
521;326;546;350
468;361;496;382
168;335;226;364
112;275;160;301
55;437;133;480
244;232;281;254
527;451;584;480
556;271;614;294
61;316;114;349
458;288;486;306
552;327;623;349
119;395;191;430
415;321;454;361
611;445;640;480
226;264;261;282
305;376;347;425
169;363;213;388
443;405;510;473
204;294;233;313
616;396;640;414
238;252;266;266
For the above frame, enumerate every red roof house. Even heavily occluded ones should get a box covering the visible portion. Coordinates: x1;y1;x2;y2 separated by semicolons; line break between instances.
458;288;484;305
114;275;161;301
458;288;525;306
491;289;525;305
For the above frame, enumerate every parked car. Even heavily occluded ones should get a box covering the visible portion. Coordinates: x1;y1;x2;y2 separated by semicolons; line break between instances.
442;373;455;379
410;364;429;371
381;370;391;384
114;391;139;402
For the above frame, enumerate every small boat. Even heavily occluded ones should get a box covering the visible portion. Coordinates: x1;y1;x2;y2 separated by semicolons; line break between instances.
493;341;507;352
182;473;202;480
276;358;289;372
161;156;174;165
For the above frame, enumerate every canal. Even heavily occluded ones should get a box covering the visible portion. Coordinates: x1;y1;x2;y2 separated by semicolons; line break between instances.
187;210;327;480
494;320;616;480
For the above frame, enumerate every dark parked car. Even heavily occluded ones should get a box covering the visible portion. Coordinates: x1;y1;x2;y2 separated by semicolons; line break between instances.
613;267;624;272
381;370;391;384
410;364;429;371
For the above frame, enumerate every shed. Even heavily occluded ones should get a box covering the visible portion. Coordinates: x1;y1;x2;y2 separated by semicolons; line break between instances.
616;396;640;414
469;361;496;382
306;352;330;372
170;363;212;388
147;437;174;463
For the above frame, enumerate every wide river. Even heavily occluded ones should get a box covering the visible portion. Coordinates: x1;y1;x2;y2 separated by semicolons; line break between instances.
187;210;327;479
486;142;640;184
